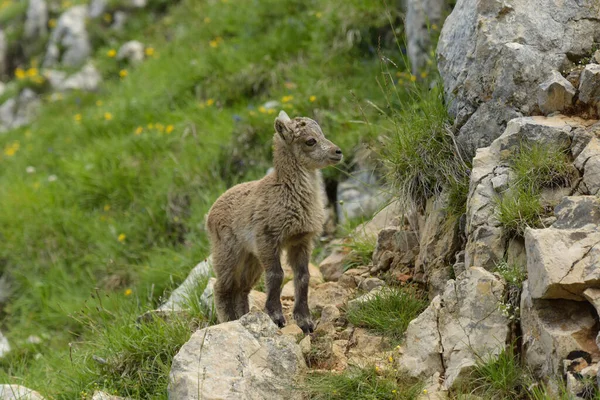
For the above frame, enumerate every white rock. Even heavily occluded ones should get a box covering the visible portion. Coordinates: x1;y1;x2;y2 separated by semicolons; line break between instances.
0;331;10;358
168;312;305;400
92;392;129;400
47;63;102;92
0;30;6;77
88;0;107;19
129;0;147;8
24;0;48;41
405;0;447;74
337;170;386;225
43;5;91;68
117;41;145;65
159;258;212;312
0;385;45;400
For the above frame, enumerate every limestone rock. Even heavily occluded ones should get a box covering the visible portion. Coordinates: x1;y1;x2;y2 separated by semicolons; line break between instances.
526;197;600;300
318;248;346;282
399;268;509;389
92;392;129;400
397;296;444;379
281;280;295;300
578;64;600;105
372;227;419;274
574;136;600;195
43;5;91;68
117;41;145;65
159;258;212;312
405;0;447;74
414;194;459;295
0;386;45;400
537;70;575;114
0;89;41;133
88;0;107;19
358;277;384;292
351;200;404;241
337;170;386;225
0;330;9;358
24;0;48;41
437;0;600;157
347;286;383;309
438;268;509;389
347;328;390;367
521;282;599;378
46;63;102;92
168;312;305;400
308;282;352;312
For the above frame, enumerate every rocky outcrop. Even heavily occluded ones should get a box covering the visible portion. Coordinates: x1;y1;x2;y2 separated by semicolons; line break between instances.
437;0;600;157
0;385;45;400
521;282;599;378
158;258;212;312
337;170;385;224
46;63;102;92
405;0;447;75
168;312;305;400
44;6;91;68
371;227;419;274
117;41;145;65
0;89;41;133
398;267;510;389
24;0;48;43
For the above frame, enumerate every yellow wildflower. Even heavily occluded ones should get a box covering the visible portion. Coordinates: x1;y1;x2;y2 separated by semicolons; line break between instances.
107;49;116;58
203;17;211;23
431;24;439;31
315;12;322;18
309;95;316;102
206;98;215;106
209;40;219;48
124;288;132;296
147;123;154;129
118;233;126;242
104;112;113;121
119;69;128;78
392;390;397;394
420;71;428;79
145;47;155;56
26;68;38;77
48;18;57;28
267;108;275;114
74;113;82;122
281;95;293;103
388;355;394;363
134;126;143;135
410;75;417;82
259;106;267;114
104;204;111;211
165;125;174;134
3;141;19;157
103;13;112;23
15;68;25;79
423;389;428;394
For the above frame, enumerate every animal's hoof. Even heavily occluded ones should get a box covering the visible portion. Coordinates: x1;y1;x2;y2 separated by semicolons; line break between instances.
294;314;314;334
269;312;286;328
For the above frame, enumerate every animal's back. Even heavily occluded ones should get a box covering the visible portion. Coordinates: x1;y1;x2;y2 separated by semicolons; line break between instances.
206;179;259;240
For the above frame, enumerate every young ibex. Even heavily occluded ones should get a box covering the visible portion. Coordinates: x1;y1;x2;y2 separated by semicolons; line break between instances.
206;111;343;333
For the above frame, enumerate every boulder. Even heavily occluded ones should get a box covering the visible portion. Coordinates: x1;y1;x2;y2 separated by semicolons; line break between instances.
308;282;352;312
168;312;305;400
318;248;346;282
537;70;576;114
578;64;600;106
574;136;600;195
346;328;390;368
0;89;41;133
88;0;107;19
43;5;91;68
525;196;600;300
521;282;599;378
371;227;419;274
117;41;145;65
337;170;386;225
24;0;48;42
0;386;45;400
0;330;9;358
46;63;102;92
158;258;212;312
405;0;447;74
437;0;600;157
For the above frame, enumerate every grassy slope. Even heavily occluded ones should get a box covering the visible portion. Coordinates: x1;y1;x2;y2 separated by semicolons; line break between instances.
0;0;421;398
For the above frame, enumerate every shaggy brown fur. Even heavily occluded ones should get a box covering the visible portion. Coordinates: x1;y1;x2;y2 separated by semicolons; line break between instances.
206;111;342;333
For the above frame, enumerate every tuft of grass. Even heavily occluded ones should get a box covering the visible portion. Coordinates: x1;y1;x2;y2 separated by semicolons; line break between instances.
305;366;423;400
495;260;527;290
346;287;427;343
497;142;573;236
343;234;377;271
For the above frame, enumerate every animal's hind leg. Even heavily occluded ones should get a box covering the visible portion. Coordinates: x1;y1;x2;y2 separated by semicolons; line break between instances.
212;246;241;323
287;237;315;334
234;255;262;319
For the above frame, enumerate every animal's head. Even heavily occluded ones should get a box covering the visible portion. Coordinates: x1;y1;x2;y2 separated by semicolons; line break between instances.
274;111;343;169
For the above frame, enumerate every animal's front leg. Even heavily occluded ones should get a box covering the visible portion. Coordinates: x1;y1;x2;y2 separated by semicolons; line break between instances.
287;241;314;334
259;248;286;328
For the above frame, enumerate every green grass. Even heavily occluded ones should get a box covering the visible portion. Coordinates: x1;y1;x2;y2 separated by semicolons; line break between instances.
346;287;428;343
0;0;433;397
497;142;573;236
305;366;423;400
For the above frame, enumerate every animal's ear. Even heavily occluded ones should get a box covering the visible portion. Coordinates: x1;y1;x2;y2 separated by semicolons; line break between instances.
274;110;293;143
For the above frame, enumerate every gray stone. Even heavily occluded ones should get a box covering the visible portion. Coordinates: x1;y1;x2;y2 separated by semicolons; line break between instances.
168;312;305;400
0;330;9;358
117;41;145;65
491;173;509;193
358;277;384;292
553;196;600;230
578;64;600;105
320;304;340;324
92;392;129;400
308;282;352;312
337;170;386;225
438;0;600;158
24;0;48;41
47;63;102;92
0;30;5;77
318;248;346;282
521;282;599;378
130;0;147;7
0;89;41;133
537;70;575;114
399;268;509;389
159;258;212;312
372;227;419;274
111;11;127;31
88;0;107;18
0;386;44;400
43;5;91;68
405;0;447;75
570;127;594;159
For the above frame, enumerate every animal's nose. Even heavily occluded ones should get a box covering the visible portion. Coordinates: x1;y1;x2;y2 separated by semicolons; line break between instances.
333;147;342;155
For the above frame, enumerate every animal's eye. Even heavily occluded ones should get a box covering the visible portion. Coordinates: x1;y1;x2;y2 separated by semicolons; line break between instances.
305;138;317;146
